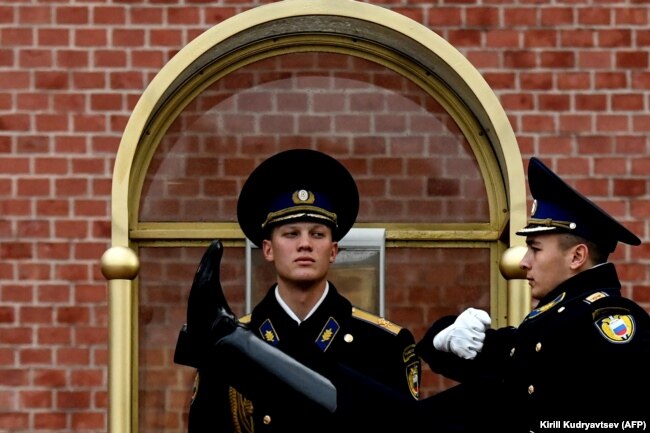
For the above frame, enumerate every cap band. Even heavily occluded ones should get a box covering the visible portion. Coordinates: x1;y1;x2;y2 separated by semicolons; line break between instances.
261;206;338;229
261;189;338;229
526;217;577;231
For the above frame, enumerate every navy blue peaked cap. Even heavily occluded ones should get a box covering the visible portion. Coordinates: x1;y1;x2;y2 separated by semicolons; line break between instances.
237;149;359;247
516;157;641;253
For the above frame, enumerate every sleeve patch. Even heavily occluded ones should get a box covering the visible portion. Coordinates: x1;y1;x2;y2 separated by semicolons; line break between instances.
402;343;416;363
406;361;420;400
594;314;636;343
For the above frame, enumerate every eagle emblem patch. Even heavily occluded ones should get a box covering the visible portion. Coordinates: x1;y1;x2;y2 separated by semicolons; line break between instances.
595;314;635;343
407;362;420;399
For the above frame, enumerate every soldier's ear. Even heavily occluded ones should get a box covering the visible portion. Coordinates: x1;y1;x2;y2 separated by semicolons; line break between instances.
329;241;339;263
569;243;589;270
262;239;274;262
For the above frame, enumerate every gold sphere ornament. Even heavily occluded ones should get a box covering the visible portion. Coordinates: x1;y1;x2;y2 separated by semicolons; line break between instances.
101;246;140;280
499;245;527;280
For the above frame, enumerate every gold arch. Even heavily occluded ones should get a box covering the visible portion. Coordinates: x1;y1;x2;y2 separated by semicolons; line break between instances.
104;1;528;432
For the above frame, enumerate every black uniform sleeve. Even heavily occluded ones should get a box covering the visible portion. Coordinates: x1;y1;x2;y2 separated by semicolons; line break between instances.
346;309;421;400
416;315;516;383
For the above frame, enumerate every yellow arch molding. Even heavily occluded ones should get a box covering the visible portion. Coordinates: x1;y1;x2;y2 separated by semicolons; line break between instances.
113;0;527;248
107;1;529;432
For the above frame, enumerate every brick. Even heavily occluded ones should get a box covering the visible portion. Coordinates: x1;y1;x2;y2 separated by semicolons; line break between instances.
71;412;105;429
612;93;644;111
37;327;72;345
34;412;67;429
0;113;30;131
56;6;89;24
56;391;90;409
595;114;629;132
95;50;127;67
615;7;648;25
33;369;67;388
540;51;575;68
0;413;29;429
19;6;51;24
19;348;53;365
73;114;106;132
595;71;627;89
36;199;70;216
35;114;69;132
578;51;612;69
616;51;649;69
168;6;201;24
56;347;90;365
2;27;34;46
53;94;86;112
150;29;184;46
560;29;595;47
614;179;646;196
75;29;108;46
93;6;126;25
21;306;54;324
18;5;52;25
37;28;70;46
19;49;53;68
109;71;145;89
132;7;164;24
0;369;30;387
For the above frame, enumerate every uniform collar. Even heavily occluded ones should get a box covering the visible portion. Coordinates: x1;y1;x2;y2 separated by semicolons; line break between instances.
275;282;330;324
536;262;621;308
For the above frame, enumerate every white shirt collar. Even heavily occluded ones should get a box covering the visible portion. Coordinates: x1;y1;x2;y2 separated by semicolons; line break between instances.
275;281;330;324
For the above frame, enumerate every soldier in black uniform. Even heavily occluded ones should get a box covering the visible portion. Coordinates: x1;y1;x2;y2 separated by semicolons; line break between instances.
416;157;650;432
174;149;420;433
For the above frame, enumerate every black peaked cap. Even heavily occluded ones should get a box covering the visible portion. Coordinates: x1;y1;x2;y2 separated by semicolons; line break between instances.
237;149;359;247
516;157;640;252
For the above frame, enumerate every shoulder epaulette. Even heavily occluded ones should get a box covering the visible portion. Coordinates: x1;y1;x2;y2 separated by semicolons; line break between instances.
352;307;402;335
583;291;609;304
238;314;251;324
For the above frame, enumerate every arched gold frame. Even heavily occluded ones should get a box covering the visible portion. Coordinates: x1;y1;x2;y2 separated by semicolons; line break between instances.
102;1;529;432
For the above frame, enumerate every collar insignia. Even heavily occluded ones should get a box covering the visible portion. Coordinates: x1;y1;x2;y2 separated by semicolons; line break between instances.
525;292;566;320
315;317;339;352
259;319;279;346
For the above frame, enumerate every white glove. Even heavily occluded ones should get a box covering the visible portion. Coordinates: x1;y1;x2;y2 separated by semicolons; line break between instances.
433;308;491;360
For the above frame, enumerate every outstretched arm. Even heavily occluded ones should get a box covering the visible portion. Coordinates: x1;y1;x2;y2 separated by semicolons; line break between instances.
174;240;337;412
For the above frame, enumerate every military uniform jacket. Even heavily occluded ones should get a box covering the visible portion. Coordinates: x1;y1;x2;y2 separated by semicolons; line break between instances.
189;282;420;433
418;263;650;433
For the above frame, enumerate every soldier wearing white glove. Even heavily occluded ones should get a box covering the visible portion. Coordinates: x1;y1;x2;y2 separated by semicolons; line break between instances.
432;308;491;360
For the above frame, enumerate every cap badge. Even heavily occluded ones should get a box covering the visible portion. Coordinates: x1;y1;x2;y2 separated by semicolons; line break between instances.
530;199;537;216
293;189;315;204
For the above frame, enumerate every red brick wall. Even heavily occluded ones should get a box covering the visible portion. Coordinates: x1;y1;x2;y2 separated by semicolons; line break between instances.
2;1;650;432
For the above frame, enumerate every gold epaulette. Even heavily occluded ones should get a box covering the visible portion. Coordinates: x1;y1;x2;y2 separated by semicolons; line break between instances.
352;307;402;335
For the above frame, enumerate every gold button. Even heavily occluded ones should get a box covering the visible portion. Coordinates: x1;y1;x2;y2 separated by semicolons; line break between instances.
535;342;542;352
510;347;515;356
528;385;534;394
263;415;271;425
558;306;565;313
344;334;353;343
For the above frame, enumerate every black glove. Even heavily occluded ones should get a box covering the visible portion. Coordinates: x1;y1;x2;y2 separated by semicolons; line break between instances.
174;239;238;367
